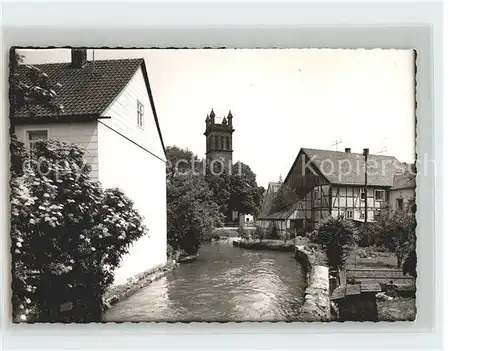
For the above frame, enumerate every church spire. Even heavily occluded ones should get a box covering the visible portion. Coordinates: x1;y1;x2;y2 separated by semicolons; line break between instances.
227;110;233;127
210;108;215;123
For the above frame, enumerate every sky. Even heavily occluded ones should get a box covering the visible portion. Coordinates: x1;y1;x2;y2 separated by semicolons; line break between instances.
19;48;415;188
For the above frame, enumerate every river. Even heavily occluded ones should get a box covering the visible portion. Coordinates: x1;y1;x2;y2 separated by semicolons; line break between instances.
103;241;306;322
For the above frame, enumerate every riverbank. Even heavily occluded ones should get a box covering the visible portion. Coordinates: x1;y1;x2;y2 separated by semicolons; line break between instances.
294;245;331;321
232;239;296;252
103;257;179;309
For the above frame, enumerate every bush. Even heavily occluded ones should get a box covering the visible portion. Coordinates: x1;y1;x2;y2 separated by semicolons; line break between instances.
11;140;148;322
317;216;357;269
283;229;296;244
269;225;279;239
253;227;265;241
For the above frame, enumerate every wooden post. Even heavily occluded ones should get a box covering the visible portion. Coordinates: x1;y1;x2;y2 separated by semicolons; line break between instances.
363;148;369;224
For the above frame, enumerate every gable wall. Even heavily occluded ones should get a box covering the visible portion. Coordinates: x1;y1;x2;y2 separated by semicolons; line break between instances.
14;122;99;180
100;67;165;161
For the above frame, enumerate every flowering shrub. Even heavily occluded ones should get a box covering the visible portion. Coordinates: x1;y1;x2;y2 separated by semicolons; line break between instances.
11;140;147;322
317;216;357;269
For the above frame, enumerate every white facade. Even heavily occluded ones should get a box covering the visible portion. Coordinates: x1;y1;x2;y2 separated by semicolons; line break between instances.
15;122;99;180
15;66;167;287
388;188;415;212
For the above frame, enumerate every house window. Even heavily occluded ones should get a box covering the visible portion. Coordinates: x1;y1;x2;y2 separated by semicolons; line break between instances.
137;100;144;128
360;188;366;200
313;188;319;199
27;130;48;151
397;198;404;210
345;209;353;219
375;189;385;201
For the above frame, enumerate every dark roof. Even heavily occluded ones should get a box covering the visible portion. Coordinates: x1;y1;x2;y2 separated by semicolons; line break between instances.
301;148;404;187
258;203;297;220
257;181;282;219
391;171;416;190
11;58;167;159
286;148;405;187
12;59;144;120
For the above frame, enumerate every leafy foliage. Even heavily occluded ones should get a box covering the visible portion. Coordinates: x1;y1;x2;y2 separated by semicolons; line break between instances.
166;147;224;255
11;140;147;322
165;146;203;179
9;52;64;116
206;161;264;219
363;205;416;268
167;173;223;254
317;216;357;269
266;183;299;215
402;249;417;278
227;162;264;216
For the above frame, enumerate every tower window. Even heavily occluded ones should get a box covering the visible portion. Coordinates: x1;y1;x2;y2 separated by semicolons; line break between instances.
226;137;230;150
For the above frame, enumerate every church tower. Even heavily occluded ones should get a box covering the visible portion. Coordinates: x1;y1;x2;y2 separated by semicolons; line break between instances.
204;109;234;174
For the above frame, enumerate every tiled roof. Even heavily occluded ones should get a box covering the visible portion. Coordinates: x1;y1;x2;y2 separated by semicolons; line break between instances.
391;171;416;190
258;203;297;220
11;58;144;121
298;148;405;187
258;182;282;219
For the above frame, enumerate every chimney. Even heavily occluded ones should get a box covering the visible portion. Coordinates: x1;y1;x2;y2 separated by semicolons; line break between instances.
71;49;87;68
345;147;351;154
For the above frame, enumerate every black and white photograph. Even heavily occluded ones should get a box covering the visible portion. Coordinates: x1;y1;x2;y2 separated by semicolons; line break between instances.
9;47;417;323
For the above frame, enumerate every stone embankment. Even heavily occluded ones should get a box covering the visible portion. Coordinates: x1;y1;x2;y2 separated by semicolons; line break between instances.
103;254;179;309
294;245;331;321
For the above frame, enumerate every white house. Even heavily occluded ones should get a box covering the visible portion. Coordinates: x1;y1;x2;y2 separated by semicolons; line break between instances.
12;49;167;286
388;167;416;212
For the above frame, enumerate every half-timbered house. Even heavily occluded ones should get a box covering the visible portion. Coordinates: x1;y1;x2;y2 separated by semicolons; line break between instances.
264;147;408;232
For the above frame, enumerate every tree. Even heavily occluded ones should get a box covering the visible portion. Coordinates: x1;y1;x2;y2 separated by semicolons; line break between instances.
267;183;299;215
11;140;147;322
9;52;63;176
206;173;231;216
9;52;64;118
166;146;223;255
363;203;416;268
165;146;203;179
228;162;264;216
317;216;357;269
167;173;223;255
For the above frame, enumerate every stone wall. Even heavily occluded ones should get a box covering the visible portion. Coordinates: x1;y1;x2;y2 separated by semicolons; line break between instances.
103;253;179;309
294;245;331;321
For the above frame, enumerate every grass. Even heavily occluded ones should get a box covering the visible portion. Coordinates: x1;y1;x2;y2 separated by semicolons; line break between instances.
377;297;416;321
346;247;398;270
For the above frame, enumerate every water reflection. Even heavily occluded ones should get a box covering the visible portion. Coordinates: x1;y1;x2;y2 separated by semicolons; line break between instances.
103;242;306;322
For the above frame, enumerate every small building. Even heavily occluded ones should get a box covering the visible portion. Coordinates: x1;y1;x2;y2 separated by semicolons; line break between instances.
388;167;416;212
257;203;300;236
12;49;168;286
